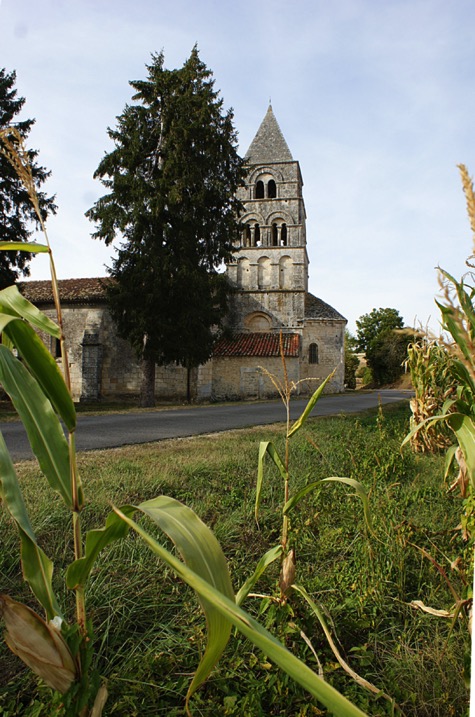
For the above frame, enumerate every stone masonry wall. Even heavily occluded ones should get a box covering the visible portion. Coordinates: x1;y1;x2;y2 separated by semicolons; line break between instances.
301;320;345;393
37;304;194;401
34;305;345;403
211;355;300;401
39;305;91;401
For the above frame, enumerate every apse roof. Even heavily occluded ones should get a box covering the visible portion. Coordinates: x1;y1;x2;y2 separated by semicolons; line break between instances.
304;292;347;322
245;105;293;164
212;332;300;358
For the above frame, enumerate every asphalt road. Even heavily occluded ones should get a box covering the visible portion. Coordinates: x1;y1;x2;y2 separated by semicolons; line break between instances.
2;389;412;462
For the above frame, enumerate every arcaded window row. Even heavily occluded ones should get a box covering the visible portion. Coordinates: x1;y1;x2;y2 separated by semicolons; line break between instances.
241;222;288;247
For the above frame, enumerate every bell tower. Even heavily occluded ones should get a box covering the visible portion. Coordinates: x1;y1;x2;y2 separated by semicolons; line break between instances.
227;105;309;331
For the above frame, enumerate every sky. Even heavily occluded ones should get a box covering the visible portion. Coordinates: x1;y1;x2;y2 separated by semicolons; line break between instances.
2;0;475;334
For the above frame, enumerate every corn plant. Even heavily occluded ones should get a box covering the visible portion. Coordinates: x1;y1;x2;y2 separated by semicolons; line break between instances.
404;166;475;503
405;339;456;453
234;346;400;711
0;127;370;716
402;165;475;663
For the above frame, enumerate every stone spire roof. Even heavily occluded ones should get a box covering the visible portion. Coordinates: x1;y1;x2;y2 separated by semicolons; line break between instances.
245;105;293;163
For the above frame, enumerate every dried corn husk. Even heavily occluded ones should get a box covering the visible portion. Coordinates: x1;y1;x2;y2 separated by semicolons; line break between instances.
0;594;77;693
279;548;296;597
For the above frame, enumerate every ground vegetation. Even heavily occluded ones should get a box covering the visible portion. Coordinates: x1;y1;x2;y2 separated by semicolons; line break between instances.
0;405;469;716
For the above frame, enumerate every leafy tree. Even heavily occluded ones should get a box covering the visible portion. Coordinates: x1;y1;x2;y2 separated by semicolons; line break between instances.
344;330;359;389
0;68;56;287
368;329;413;385
86;48;245;405
345;329;358;352
355;307;404;353
356;308;410;386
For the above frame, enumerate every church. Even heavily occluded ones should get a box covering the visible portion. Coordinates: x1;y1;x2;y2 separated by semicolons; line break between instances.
21;106;347;402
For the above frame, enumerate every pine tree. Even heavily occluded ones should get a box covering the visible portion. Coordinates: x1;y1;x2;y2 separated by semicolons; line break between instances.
0;68;56;287
87;48;245;405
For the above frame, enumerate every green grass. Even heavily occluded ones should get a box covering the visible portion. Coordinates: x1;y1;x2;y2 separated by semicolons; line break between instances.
0;404;470;716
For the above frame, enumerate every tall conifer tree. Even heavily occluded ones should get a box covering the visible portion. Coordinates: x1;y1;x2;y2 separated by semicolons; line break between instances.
87;48;244;405
0;68;56;287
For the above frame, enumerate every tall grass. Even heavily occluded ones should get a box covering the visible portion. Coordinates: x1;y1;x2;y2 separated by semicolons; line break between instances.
1;406;469;716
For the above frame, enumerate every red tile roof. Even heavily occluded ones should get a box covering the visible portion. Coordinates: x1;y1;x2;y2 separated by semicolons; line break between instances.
212;332;300;358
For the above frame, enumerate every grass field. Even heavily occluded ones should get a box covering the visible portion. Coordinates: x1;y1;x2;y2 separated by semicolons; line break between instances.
0;402;470;716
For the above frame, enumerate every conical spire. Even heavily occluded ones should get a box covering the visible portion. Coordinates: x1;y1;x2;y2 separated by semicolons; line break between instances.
245;105;293;163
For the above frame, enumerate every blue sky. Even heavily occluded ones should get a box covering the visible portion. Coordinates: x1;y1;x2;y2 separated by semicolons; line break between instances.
2;0;475;333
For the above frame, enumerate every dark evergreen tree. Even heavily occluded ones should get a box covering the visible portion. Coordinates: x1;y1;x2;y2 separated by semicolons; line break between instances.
0;68;56;287
87;48;245;405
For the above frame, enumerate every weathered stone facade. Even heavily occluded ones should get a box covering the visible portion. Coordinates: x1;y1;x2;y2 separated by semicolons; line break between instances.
217;105;346;397
21;107;346;402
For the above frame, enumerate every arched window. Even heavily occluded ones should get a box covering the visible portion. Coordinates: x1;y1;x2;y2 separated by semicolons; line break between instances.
267;179;276;198
254;223;261;246
272;223;279;246
281;223;288;246
309;343;319;364
255;181;264;199
242;224;251;247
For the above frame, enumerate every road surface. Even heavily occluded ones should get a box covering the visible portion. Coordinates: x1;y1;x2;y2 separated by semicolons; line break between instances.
2;389;412;462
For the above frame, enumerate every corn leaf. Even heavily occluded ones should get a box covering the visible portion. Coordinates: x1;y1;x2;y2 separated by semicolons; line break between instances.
401;412;449;449
0;241;49;253
287;370;335;438
292;583;389;702
444;444;458;479
256;441;286;524
70;498;237;709
404;409;475;491
115;506;368;717
322;477;375;537
66;506;136;590
0;314;24;334
283;480;321;515
0;346;72;507
0;432;61;619
3;319;76;432
0;284;61;338
235;545;283;606
450;359;475;403
447;413;475;489
136;496;235;709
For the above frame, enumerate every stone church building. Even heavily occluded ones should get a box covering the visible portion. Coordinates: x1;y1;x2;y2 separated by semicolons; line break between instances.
21;106;346;402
